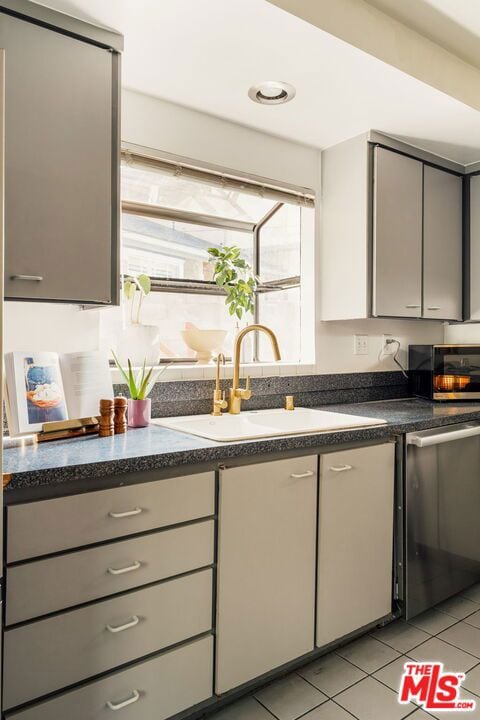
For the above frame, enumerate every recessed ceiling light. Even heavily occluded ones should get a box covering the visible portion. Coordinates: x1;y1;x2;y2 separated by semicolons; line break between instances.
248;81;296;105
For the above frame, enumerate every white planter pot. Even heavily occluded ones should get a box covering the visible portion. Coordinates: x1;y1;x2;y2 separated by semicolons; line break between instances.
116;324;160;366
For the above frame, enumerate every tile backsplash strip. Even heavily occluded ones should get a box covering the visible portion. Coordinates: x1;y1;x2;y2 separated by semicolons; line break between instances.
114;371;408;419
2;372;408;436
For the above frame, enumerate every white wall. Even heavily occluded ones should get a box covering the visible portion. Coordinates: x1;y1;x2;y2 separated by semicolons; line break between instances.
121;91;318;191
4;90;445;376
4;303;100;354
444;324;480;344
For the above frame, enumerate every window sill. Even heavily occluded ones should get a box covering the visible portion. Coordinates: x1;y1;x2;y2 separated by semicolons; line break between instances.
110;362;316;384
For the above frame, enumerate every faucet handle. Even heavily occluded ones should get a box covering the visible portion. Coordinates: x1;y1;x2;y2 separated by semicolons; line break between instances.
242;374;252;400
236;374;252;400
212;389;228;416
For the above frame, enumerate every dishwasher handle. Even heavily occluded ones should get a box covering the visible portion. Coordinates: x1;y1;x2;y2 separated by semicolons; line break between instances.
407;424;480;447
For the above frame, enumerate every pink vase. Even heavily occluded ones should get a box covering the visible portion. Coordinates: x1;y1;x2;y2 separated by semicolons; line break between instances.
127;398;151;428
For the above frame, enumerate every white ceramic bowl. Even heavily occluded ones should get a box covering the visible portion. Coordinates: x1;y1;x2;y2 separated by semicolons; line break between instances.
181;329;227;363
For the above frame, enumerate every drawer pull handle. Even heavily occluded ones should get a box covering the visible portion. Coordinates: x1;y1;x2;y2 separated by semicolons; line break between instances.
427;306;441;311
106;615;140;633
108;507;143;519
107;689;140;711
290;471;315;479
107;561;142;576
330;464;353;472
10;274;43;282
405;304;421;309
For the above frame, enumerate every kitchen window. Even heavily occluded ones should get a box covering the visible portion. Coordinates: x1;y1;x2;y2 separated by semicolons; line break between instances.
120;148;315;363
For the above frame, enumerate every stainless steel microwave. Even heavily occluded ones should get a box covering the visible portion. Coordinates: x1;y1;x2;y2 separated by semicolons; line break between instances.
409;345;480;401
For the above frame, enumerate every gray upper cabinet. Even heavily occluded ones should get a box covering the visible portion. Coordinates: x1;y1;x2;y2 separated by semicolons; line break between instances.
372;146;423;318
423;166;463;321
321;132;465;322
0;5;121;303
467;174;480;321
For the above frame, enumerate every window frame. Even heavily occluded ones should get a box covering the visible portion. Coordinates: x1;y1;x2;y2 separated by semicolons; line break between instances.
120;145;314;362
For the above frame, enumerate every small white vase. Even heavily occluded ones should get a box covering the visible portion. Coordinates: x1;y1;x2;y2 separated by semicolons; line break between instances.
117;324;160;366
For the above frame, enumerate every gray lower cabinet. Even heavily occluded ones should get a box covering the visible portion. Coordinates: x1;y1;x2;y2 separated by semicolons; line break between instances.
423;165;463;321
3;568;213;709
316;443;395;647
6;519;214;625
373;146;423;318
7;471;215;561
215;456;317;694
0;7;120;303
6;635;213;720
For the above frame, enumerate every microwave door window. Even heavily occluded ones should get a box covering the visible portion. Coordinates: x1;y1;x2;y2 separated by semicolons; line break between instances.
435;352;480;392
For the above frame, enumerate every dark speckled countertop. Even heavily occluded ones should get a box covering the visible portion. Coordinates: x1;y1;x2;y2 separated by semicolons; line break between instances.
4;398;480;499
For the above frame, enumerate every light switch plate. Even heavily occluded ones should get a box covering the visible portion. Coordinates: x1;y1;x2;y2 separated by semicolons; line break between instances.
354;334;368;355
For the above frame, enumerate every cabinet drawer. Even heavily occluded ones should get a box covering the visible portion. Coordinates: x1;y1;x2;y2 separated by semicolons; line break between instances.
6;634;213;720
4;568;213;709
7;519;214;625
7;471;215;561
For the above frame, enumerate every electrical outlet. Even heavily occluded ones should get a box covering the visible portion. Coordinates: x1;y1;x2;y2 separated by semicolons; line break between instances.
354;334;368;355
382;334;397;355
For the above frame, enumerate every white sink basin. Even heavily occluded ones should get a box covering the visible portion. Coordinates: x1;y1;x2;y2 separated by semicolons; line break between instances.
153;407;387;442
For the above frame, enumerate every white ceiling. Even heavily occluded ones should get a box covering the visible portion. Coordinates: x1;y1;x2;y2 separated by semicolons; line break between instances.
35;0;480;163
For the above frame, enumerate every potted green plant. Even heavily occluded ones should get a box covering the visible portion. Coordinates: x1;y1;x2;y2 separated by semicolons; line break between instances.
112;351;168;427
119;274;160;366
207;246;257;320
123;273;151;324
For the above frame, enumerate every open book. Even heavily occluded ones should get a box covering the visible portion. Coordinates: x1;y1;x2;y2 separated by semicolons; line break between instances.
5;351;113;436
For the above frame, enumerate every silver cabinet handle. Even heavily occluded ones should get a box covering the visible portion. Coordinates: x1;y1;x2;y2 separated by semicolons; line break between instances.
108;507;143;519
405;304;421;309
427;306;441;310
107;561;141;576
107;690;140;711
329;464;353;472
290;470;315;479
10;274;43;281
106;615;140;633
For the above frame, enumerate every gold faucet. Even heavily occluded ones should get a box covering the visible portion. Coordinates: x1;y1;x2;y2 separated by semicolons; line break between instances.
229;324;281;414
212;353;228;416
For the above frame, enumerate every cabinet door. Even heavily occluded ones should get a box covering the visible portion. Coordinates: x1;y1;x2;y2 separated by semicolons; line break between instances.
0;13;118;303
423;166;463;321
469;175;480;320
373;147;423;317
215;456;317;694
317;443;394;647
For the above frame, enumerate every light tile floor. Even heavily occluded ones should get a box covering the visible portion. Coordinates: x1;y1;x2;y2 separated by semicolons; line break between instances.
211;584;480;720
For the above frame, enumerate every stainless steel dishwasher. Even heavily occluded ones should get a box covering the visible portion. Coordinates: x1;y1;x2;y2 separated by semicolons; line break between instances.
405;422;480;619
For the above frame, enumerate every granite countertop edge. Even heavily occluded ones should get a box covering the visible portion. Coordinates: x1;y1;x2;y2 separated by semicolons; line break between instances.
5;398;480;493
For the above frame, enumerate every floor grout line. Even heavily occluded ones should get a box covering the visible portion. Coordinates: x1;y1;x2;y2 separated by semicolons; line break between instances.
423;632;480;663
330;696;362;720
369;632;435;656
253;695;283;720
214;588;480;720
296;666;369;702
288;697;329;720
330;674;372;700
